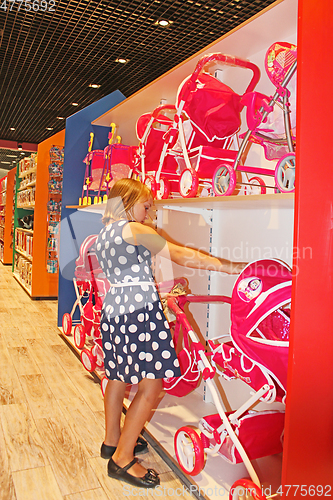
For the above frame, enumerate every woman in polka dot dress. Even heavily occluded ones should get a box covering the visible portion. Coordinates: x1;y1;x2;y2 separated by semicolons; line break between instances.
96;178;247;488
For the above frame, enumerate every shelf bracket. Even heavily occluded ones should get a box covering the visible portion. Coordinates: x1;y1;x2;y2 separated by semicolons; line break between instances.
161;205;213;225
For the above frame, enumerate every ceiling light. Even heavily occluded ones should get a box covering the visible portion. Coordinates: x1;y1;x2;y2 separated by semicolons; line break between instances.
7;155;17;157
1;161;11;164
18;145;22;150
71;102;79;106
115;58;129;64
156;19;173;27
46;127;53;130
89;83;101;88
10;127;15;131
57;116;65;120
20;152;25;155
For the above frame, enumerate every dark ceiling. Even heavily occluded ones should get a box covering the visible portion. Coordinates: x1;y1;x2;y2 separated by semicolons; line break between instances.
0;0;276;157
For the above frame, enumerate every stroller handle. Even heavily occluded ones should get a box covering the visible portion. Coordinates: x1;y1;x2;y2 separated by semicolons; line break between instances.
191;53;260;94
151;104;176;119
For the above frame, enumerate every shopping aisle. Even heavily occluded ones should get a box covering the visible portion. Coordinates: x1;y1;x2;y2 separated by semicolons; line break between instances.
0;264;190;500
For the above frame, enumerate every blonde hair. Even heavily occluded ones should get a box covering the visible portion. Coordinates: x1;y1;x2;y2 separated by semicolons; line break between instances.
102;178;152;225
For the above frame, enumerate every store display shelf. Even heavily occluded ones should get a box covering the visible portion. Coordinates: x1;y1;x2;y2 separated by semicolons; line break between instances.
18;180;36;191
16;227;34;235
12;271;32;295
15;247;33;261
67;193;294;215
19;166;37;178
17;204;35;210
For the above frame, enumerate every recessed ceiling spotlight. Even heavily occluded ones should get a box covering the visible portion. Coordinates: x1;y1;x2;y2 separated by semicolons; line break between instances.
89;83;101;88
115;58;129;64
71;102;79;106
156;19;173;27
10;127;15;131
18;145;23;150
46;127;54;131
57;116;65;120
20;152;25;155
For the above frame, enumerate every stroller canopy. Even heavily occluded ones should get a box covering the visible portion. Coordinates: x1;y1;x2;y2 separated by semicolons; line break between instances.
177;73;242;143
230;259;292;392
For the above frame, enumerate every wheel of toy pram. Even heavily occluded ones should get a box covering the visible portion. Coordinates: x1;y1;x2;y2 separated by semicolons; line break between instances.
244;176;266;195
73;324;86;349
212;163;236;196
174;426;205;476
101;376;109;397
229;479;265;500
274;152;295;193
92;344;104;368
144;175;157;198
62;313;72;336
156;177;170;200
81;349;96;372
179;169;199;198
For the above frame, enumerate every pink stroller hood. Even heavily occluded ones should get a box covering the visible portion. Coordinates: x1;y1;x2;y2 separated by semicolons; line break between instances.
177;73;241;144
75;234;104;279
230;259;292;392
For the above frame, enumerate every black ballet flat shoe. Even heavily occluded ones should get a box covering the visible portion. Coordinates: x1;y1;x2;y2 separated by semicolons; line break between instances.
101;436;148;459
107;457;160;488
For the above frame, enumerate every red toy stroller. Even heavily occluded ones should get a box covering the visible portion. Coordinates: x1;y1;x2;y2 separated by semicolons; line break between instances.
62;234;110;374
135;54;260;199
79;125;137;206
212;42;297;196
167;259;291;499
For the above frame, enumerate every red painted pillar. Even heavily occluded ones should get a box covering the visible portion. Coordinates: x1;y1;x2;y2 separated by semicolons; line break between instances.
282;0;333;495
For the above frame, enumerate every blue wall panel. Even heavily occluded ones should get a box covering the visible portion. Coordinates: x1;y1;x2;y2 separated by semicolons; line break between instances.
58;90;125;326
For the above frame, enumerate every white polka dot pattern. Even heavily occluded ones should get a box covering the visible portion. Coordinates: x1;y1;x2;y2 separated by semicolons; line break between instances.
96;219;181;384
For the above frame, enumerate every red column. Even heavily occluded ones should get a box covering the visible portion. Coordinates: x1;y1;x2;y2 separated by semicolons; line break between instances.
282;0;333;495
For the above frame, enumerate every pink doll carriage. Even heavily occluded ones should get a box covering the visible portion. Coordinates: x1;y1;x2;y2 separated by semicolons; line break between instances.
62;234;110;373
166;259;291;499
212;41;297;196
79;125;137;206
135;54;260;199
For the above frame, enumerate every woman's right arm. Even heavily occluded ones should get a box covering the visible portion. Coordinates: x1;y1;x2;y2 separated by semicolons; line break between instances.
123;222;247;275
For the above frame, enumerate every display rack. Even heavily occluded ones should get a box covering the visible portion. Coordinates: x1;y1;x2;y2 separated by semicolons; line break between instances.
12;130;65;297
0;168;16;265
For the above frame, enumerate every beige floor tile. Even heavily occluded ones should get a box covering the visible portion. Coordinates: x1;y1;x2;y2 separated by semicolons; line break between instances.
68;370;105;413
8;346;41;376
57;397;105;458
0;403;48;471
0;364;27;405
0;419;16;500
38;363;82;400
50;344;85;372
19;373;64;419
12;466;63;500
35;417;100;496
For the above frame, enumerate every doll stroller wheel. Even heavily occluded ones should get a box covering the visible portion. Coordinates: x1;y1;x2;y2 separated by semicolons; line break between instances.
156;177;171;200
179;169;199;198
144;175;157;198
229;479;265;500
174;426;205;476
74;324;86;349
62;313;72;336
92;344;104;368
212;163;236;196
81;349;97;372
101;376;109;397
245;176;266;195
274;153;295;193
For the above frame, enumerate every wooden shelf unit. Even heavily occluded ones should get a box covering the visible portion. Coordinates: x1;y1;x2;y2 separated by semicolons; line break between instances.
0;168;16;265
12;129;65;298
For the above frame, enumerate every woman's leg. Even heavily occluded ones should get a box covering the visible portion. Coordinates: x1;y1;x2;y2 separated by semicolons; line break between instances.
112;378;163;477
104;379;127;446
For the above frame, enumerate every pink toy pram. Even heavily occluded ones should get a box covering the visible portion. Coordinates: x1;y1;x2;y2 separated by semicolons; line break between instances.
135;53;260;199
79;126;137;206
167;259;291;499
62;234;110;374
212;42;297;196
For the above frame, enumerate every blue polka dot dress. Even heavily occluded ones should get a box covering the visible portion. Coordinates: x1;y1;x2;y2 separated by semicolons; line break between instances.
95;219;181;384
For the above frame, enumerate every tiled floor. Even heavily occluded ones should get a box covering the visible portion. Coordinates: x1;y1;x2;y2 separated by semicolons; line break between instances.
0;263;191;500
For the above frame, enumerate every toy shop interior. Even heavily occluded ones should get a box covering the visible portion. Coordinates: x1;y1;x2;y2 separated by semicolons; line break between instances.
0;0;332;499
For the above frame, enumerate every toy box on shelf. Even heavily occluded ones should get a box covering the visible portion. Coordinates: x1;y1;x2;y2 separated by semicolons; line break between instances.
0;176;7;261
12;129;65;297
46;145;64;274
